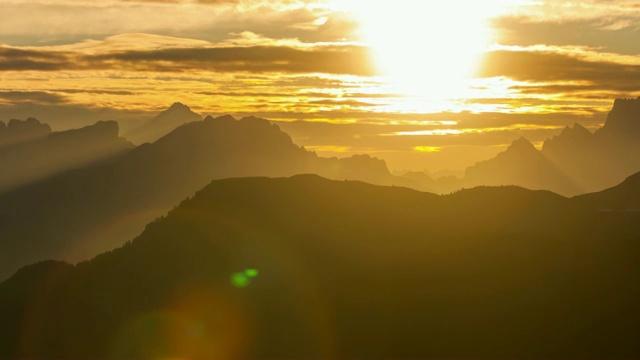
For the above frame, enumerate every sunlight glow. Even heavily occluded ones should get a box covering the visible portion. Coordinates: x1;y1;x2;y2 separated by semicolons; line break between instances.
413;146;443;153
391;123;565;136
331;0;525;100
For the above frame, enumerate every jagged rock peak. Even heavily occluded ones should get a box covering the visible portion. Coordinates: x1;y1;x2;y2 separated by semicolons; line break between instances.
339;154;391;175
166;102;192;112
204;114;236;123
612;96;640;109
147;103;197;120
6;117;45;128
600;96;640;136
560;122;592;137
0;118;52;140
508;136;537;152
239;115;269;125
49;120;121;139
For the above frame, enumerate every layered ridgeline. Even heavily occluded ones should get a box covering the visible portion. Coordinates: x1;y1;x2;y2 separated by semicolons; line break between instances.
542;97;640;194
1;174;639;358
407;97;640;196
0;113;422;280
0;119;132;193
124;102;202;145
463;137;579;196
0;118;51;149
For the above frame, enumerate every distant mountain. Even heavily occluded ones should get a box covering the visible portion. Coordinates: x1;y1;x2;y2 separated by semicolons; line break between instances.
401;170;462;194
443;97;640;196
541;97;640;193
598;97;640;141
0;115;422;280
464;137;579;196
124;102;202;144
0;118;51;149
1;174;639;357
0;120;133;193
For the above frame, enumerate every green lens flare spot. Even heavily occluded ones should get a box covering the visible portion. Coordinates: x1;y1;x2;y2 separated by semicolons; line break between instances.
231;268;259;287
231;273;249;288
245;269;259;278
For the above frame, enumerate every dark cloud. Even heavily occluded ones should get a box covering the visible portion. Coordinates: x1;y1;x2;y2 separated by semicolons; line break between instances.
0;45;377;76
83;45;377;76
511;83;640;97
478;50;640;91
0;47;68;71
0;91;66;104
493;16;640;55
53;89;138;96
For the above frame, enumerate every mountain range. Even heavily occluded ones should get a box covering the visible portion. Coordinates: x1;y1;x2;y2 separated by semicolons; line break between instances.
0;119;132;193
406;97;640;196
1;174;639;357
0;112;421;280
1;97;639;357
1;97;638;278
123;102;202;145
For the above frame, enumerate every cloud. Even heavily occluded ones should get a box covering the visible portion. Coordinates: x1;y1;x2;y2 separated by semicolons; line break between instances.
506;0;640;23
493;16;640;55
0;0;346;46
28;46;374;76
0;91;66;104
0;47;68;71
478;48;640;91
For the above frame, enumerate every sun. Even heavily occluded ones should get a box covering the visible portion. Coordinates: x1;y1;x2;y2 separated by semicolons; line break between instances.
331;0;520;100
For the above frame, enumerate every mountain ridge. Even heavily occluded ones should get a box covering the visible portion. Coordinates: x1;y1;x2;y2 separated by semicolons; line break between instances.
1;173;639;357
0;112;423;280
124;102;203;145
0;119;132;193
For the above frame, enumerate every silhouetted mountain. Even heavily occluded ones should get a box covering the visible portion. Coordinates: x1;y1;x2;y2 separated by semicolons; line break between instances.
464;137;579;196
124;102;202;144
598;97;640;141
444;98;640;196
0;120;133;193
0;117;51;149
401;170;461;194
0;115;421;280
1;174;639;357
540;97;640;193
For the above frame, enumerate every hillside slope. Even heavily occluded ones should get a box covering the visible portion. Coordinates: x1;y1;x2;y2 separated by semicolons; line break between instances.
1;175;639;357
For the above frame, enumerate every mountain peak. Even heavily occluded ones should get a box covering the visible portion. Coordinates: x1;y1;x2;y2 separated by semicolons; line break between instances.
167;102;191;111
0;117;52;149
49;120;123;140
6;117;46;129
598;97;640;138
572;122;588;131
508;136;537;152
158;102;197;118
125;103;202;144
557;122;592;139
204;114;236;124
239;115;269;125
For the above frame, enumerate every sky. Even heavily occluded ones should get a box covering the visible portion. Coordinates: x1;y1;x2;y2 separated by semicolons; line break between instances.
1;0;639;172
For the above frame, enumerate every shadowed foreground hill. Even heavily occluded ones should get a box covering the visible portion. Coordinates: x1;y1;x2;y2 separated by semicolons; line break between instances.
0;115;421;280
1;175;639;358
